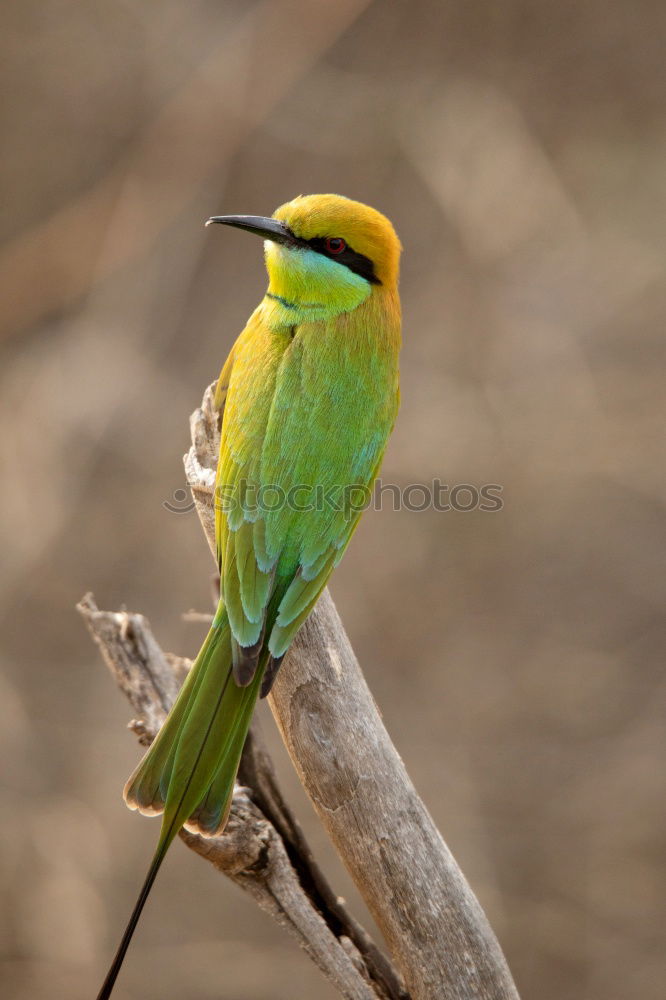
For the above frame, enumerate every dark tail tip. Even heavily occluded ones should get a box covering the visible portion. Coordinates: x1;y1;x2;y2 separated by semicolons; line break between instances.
232;636;263;686
260;654;284;698
96;847;167;1000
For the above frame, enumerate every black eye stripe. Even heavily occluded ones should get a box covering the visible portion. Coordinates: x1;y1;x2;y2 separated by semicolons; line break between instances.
305;236;381;285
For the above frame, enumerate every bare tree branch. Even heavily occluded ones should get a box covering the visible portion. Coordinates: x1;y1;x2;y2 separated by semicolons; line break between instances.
186;385;521;1000
0;0;372;342
81;381;519;1000
78;593;403;1000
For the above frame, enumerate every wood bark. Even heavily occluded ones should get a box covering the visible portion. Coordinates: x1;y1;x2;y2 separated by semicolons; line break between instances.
78;593;403;1000
184;385;520;1000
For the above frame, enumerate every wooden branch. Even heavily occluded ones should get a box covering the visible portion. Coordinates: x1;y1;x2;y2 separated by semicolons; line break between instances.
186;386;521;1000
78;593;402;1000
0;0;372;342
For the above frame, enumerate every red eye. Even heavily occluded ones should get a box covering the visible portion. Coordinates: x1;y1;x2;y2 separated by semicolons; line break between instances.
325;237;346;255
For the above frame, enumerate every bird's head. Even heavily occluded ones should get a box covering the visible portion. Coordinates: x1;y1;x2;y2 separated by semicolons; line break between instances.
207;194;401;318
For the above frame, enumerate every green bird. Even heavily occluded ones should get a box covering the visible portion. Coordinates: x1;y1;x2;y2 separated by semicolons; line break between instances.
97;193;402;998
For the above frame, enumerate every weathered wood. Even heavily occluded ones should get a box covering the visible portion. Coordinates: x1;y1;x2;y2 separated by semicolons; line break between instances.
78;593;400;1000
186;386;520;1000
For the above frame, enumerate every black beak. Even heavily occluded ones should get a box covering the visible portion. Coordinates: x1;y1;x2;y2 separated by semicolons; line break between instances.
205;215;298;247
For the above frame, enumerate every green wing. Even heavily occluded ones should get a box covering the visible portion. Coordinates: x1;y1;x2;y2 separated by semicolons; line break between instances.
215;306;398;686
214;310;286;681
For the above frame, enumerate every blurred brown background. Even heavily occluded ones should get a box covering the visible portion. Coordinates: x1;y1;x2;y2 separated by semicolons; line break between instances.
1;1;664;998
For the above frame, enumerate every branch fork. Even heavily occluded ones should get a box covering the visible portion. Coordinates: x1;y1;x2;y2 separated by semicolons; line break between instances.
80;384;519;1000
